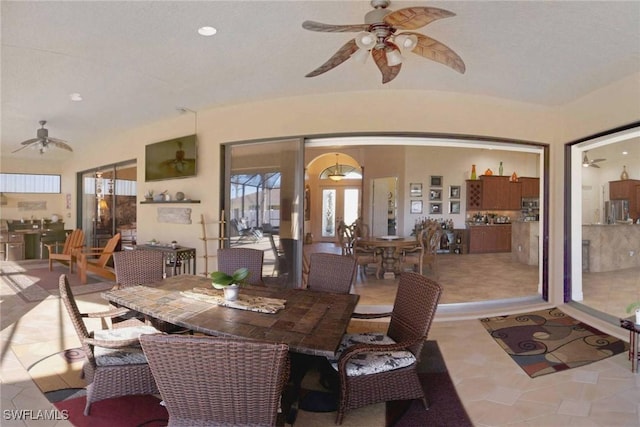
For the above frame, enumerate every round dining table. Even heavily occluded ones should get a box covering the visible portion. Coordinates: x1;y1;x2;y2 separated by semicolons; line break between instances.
356;236;418;277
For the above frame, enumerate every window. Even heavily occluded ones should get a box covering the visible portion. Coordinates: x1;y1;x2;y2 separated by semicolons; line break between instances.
0;173;61;193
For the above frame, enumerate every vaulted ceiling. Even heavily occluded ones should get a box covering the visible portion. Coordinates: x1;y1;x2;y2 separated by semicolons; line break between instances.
2;1;639;160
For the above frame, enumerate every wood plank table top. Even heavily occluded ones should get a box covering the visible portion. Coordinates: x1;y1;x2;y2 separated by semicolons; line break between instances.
101;275;359;357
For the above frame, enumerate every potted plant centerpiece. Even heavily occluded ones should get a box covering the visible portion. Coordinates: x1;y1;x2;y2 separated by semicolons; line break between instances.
210;267;250;301
626;302;640;324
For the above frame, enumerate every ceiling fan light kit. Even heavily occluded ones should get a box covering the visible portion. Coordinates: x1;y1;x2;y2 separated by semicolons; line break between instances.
302;0;466;84
12;120;73;155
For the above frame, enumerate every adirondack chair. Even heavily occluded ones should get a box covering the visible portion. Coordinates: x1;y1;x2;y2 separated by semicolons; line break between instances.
76;233;121;284
45;228;85;273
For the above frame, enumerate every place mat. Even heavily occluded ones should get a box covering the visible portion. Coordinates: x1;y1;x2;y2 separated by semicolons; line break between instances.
480;307;628;378
180;287;286;314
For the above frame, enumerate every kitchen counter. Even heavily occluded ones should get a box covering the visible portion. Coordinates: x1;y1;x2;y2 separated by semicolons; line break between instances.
583;224;640;272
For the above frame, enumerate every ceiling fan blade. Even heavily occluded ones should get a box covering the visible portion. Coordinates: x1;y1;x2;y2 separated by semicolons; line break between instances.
47;139;73;152
405;32;466;74
12;143;34;153
590;163;601;168
305;39;359;78
20;138;40;145
371;47;401;84
384;7;455;30
591;158;606;163
302;21;369;33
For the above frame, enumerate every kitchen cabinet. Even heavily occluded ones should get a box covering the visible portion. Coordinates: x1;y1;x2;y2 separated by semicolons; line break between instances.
610;179;640;221
520;177;540;198
469;224;512;253
466;176;521;210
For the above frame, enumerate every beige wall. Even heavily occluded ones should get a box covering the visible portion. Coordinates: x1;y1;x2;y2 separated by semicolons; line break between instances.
3;72;639;303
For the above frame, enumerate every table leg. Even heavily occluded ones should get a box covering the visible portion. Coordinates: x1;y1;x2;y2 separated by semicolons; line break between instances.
632;331;638;373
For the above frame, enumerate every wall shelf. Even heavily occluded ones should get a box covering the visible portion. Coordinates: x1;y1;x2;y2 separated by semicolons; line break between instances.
140;200;200;204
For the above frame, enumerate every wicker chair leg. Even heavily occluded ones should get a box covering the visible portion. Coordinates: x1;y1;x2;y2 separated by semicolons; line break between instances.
84;383;94;416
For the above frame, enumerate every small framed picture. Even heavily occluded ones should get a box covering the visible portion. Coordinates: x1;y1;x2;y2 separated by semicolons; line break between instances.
430;176;442;187
449;201;461;214
449;185;461;199
409;183;422;198
429;203;442;214
410;200;423;214
429;189;442;201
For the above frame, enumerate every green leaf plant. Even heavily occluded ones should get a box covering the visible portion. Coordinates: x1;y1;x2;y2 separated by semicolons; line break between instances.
210;267;250;289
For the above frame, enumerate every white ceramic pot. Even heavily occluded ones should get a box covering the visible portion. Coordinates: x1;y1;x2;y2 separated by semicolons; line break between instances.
223;285;239;301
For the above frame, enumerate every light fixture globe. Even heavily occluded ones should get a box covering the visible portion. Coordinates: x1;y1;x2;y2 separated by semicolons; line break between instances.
394;34;418;50
328;154;346;181
355;31;377;49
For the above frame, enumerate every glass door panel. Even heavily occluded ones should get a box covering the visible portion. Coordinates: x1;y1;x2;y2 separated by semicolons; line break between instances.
225;138;304;286
320;186;360;240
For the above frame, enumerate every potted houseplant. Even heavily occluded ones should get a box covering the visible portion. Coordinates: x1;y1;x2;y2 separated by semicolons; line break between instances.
626;302;640;324
210;267;250;301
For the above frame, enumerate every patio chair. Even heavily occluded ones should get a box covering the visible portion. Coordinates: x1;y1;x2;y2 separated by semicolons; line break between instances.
76;233;120;284
112;249;188;333
58;274;159;415
139;334;289;427
45;228;84;273
217;247;265;286
328;272;442;424
230;218;263;242
307;253;356;294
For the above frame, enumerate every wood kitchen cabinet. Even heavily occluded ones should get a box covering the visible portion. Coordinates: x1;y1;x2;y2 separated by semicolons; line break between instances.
469;224;512;253
467;176;521;210
610;179;640;221
520;177;540;198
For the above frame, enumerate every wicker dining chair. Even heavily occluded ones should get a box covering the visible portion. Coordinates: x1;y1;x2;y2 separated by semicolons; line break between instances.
139;334;290;427
328;272;442;424
58;274;159;416
217;247;265;286
307;253;356;294
112;249;188;333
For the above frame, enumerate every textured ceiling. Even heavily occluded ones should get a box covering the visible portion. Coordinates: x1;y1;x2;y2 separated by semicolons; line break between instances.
2;1;639;160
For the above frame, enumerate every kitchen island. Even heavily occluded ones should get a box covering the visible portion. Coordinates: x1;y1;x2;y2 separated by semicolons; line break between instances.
582;224;640;272
511;221;539;266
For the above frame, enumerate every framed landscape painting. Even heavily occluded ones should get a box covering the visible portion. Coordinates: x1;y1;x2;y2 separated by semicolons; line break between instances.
145;134;197;181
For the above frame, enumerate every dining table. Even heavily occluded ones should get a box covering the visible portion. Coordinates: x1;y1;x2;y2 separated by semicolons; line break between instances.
101;275;359;357
356;236;418;276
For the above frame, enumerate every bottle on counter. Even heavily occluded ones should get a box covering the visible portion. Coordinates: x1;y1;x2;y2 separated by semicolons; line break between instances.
471;164;477;180
499;161;503;176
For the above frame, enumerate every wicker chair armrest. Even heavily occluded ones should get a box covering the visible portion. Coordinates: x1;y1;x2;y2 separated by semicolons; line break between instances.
83;336;141;349
81;307;133;319
351;311;392;319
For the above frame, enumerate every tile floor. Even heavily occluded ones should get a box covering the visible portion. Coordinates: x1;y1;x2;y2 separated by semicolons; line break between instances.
2;256;640;427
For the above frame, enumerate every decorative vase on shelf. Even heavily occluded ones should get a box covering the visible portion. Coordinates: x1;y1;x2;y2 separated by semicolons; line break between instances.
470;164;477;180
499;161;503;176
621;165;629;180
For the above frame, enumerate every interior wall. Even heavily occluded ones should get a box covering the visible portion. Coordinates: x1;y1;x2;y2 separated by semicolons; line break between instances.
3;73;640;288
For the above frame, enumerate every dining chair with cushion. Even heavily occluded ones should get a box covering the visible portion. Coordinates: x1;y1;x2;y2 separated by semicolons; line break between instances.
327;272;442;424
353;240;382;279
217;247;265;286
45;228;84;273
76;233;121;284
400;227;427;274
307;253;356;294
58;274;159;415
422;225;444;277
139;334;290;427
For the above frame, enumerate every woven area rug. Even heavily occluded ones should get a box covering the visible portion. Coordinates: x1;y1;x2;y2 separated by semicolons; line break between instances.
480;307;629;378
0;263;110;302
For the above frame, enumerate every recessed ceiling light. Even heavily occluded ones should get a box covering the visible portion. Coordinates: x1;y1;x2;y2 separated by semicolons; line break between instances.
622;151;629;155
198;26;217;36
69;92;83;101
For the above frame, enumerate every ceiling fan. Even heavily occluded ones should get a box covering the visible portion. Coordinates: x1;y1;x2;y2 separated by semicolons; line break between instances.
302;0;466;84
582;151;606;168
12;120;73;154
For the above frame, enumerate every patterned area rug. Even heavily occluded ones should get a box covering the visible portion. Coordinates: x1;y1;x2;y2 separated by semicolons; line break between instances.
480;307;628;378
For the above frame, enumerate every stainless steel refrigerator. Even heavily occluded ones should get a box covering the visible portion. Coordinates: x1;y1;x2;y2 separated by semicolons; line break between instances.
605;199;630;223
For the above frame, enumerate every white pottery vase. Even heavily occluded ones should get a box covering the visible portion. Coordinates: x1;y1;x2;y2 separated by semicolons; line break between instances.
223;285;239;301
635;309;640;324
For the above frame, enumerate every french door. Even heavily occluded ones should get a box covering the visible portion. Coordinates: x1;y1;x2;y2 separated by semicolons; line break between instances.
319;186;360;240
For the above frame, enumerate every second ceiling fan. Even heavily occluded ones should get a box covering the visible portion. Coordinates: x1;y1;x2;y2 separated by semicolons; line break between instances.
582;151;606;168
302;0;466;83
